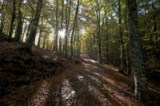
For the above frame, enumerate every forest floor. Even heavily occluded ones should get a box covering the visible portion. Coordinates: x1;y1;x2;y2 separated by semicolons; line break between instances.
0;35;160;106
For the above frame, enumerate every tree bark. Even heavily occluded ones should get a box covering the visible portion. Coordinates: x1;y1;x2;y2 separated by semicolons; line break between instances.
15;0;23;42
53;0;59;53
152;0;159;60
61;0;64;29
38;29;42;47
0;0;5;33
96;0;101;63
70;0;79;57
104;11;109;63
125;0;151;105
64;0;71;57
118;0;124;70
9;0;16;40
24;0;43;52
59;37;62;55
43;35;46;49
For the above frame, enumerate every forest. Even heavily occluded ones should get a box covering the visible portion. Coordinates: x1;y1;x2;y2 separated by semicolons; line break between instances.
0;0;160;106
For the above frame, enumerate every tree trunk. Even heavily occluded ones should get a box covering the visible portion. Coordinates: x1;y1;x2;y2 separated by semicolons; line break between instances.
53;0;59;53
9;0;16;40
70;0;79;57
103;11;109;63
43;35;46;49
0;0;5;33
24;0;43;52
38;29;42;47
125;0;151;105
59;37;62;55
64;0;71;57
61;0;64;29
96;0;101;63
152;0;159;60
77;30;81;57
118;0;124;70
15;0;23;42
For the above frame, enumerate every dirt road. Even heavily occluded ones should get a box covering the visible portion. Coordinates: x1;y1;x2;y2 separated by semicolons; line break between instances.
29;59;142;106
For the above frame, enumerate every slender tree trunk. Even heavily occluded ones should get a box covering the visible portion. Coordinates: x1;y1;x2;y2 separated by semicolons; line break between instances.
124;8;131;74
0;13;5;34
53;0;59;53
25;8;36;42
70;0;79;57
77;30;81;57
38;29;42;47
125;0;151;105
103;11;109;63
43;36;46;49
26;19;33;39
9;0;16;40
105;33;109;63
24;0;43;52
64;0;71;57
152;0;159;60
118;0;124;70
61;0;64;29
15;0;23;42
96;0;101;63
19;13;27;42
0;0;5;33
59;37;62;55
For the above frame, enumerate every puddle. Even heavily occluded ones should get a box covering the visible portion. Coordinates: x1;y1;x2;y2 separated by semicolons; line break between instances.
61;80;76;106
77;75;84;81
83;59;97;63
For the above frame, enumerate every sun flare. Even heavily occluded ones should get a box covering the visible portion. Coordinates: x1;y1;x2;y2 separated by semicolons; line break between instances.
58;29;65;38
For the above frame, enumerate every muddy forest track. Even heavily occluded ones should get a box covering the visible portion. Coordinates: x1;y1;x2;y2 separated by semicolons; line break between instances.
29;61;143;106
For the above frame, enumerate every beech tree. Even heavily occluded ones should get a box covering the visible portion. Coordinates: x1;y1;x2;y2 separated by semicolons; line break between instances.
64;0;71;57
125;0;151;104
118;0;124;70
0;0;5;33
14;0;23;42
24;0;43;51
70;0;80;57
8;0;16;40
96;0;102;63
53;0;59;53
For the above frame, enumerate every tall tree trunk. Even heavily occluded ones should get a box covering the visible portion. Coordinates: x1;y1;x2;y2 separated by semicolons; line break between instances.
77;30;81;57
15;0;23;42
53;0;59;53
124;8;131;74
24;0;43;52
9;0;16;40
125;0;151;105
20;13;26;42
96;0;101;63
64;0;71;57
104;11;109;63
0;13;5;33
59;37;62;55
61;0;64;29
0;0;5;33
152;0;159;60
38;29;42;47
43;35;46;49
70;0;79;57
118;0;124;70
25;19;34;42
